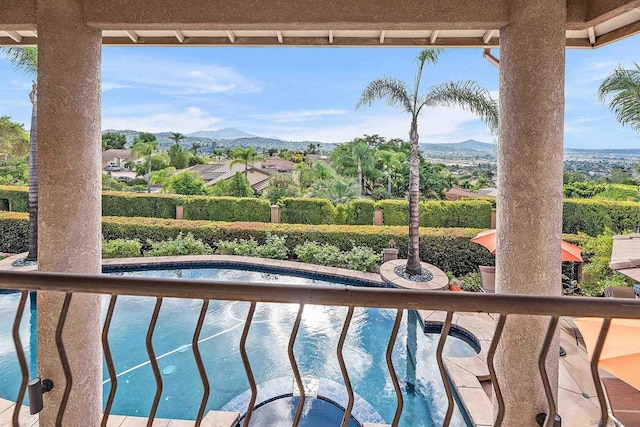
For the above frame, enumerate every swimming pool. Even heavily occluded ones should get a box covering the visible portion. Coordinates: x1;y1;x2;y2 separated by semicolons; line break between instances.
0;266;474;426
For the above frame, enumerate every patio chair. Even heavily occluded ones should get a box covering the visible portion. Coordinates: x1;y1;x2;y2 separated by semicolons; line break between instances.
601;377;640;427
604;286;636;299
479;266;495;294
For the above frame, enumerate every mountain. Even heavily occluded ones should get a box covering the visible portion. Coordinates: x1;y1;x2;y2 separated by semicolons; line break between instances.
420;139;497;153
188;128;257;140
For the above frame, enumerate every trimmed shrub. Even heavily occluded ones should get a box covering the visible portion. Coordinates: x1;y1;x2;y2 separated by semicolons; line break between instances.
343;246;380;272
0;185;28;212
374;200;408;226
279;197;337;225
102;191;179;219
182;196;270;222
144;232;213;256
375;199;492;228
294;242;344;267
419;199;492;228
216;233;288;259
2;211;590;277
0;211;28;253
102;239;142;258
563;198;640;236
458;272;482;292
344;199;375;225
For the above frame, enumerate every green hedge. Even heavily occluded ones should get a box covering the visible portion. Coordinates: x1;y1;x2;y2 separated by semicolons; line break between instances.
563;198;640;236
279;197;337;225
0;185;28;212
344;199;375;225
102;191;179;219
0;211;496;276
182;196;270;222
1;212;589;277
375;199;492;228
0;186;269;222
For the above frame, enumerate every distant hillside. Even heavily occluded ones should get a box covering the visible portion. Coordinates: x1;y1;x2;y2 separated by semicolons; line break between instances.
421;139;497;153
102;129;329;153
565;148;640;156
188;128;257;140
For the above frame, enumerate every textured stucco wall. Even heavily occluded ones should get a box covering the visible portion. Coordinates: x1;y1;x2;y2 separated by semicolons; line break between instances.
495;0;565;425
36;0;103;425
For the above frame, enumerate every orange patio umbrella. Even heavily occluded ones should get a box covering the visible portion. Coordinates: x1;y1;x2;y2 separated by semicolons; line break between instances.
471;229;583;262
573;317;640;390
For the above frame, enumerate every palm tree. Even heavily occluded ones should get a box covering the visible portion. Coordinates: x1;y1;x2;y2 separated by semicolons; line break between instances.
599;63;640;134
357;48;498;275
169;132;186;146
131;140;158;192
149;167;176;192
190;142;202;156
375;149;406;197
333;142;375;195
316;176;360;204
2;47;38;261
231;147;262;176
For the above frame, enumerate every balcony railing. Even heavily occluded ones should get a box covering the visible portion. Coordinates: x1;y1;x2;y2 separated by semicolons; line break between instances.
0;270;639;427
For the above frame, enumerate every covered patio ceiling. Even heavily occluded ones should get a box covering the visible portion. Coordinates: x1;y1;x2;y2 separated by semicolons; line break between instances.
1;0;639;48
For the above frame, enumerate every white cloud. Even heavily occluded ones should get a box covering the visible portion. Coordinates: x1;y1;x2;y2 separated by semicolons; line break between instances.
255;109;347;123
102;54;261;96
102;82;131;91
103;107;222;133
263;107;495;143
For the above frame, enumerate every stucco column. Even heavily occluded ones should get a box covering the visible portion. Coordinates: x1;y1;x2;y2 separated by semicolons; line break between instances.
36;0;102;425
496;0;565;425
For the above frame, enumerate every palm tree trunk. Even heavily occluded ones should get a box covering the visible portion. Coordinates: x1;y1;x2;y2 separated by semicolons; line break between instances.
406;117;421;275
357;158;363;196
147;160;152;193
25;82;38;261
387;174;392;198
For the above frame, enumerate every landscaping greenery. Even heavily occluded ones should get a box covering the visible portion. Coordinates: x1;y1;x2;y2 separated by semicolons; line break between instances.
578;229;634;296
356;48;498;274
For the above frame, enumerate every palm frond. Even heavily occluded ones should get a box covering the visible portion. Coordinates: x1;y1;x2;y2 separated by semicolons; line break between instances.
412;49;442;100
356;77;413;113
598;64;640;134
1;47;37;77
421;81;499;135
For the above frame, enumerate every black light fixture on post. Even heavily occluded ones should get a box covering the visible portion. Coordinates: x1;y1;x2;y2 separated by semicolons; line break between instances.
27;377;53;414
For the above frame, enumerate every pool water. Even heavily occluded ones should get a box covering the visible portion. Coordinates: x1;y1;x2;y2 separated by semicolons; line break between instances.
0;267;474;426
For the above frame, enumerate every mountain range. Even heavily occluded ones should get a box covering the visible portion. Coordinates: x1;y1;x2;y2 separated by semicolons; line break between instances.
102;128;639;156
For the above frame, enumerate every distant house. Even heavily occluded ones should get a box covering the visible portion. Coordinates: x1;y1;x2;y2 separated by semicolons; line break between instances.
188;161;272;193
445;187;497;201
102;149;135;171
304;154;330;164
260;157;296;172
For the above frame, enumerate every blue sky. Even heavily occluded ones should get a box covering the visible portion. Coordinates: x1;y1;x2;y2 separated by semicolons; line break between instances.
1;35;639;148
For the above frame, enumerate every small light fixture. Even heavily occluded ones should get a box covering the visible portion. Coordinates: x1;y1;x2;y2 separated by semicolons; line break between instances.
28;377;54;415
536;412;561;427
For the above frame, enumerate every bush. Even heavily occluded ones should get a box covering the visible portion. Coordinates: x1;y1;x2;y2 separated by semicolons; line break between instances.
102;239;142;258
294;242;344;267
458;272;482;292
0;211;511;276
375;199;492;228
183;196;270;222
578;229;634;296
280;197;337;225
343;246;380;272
344;199;375;225
216;233;288;259
144;232;213;256
102;191;179;218
563;199;640;236
563;181;607;198
0;185;28;212
374;200;408;226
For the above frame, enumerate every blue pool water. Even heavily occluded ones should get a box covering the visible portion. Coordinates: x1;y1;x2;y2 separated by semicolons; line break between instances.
0;267;474;426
